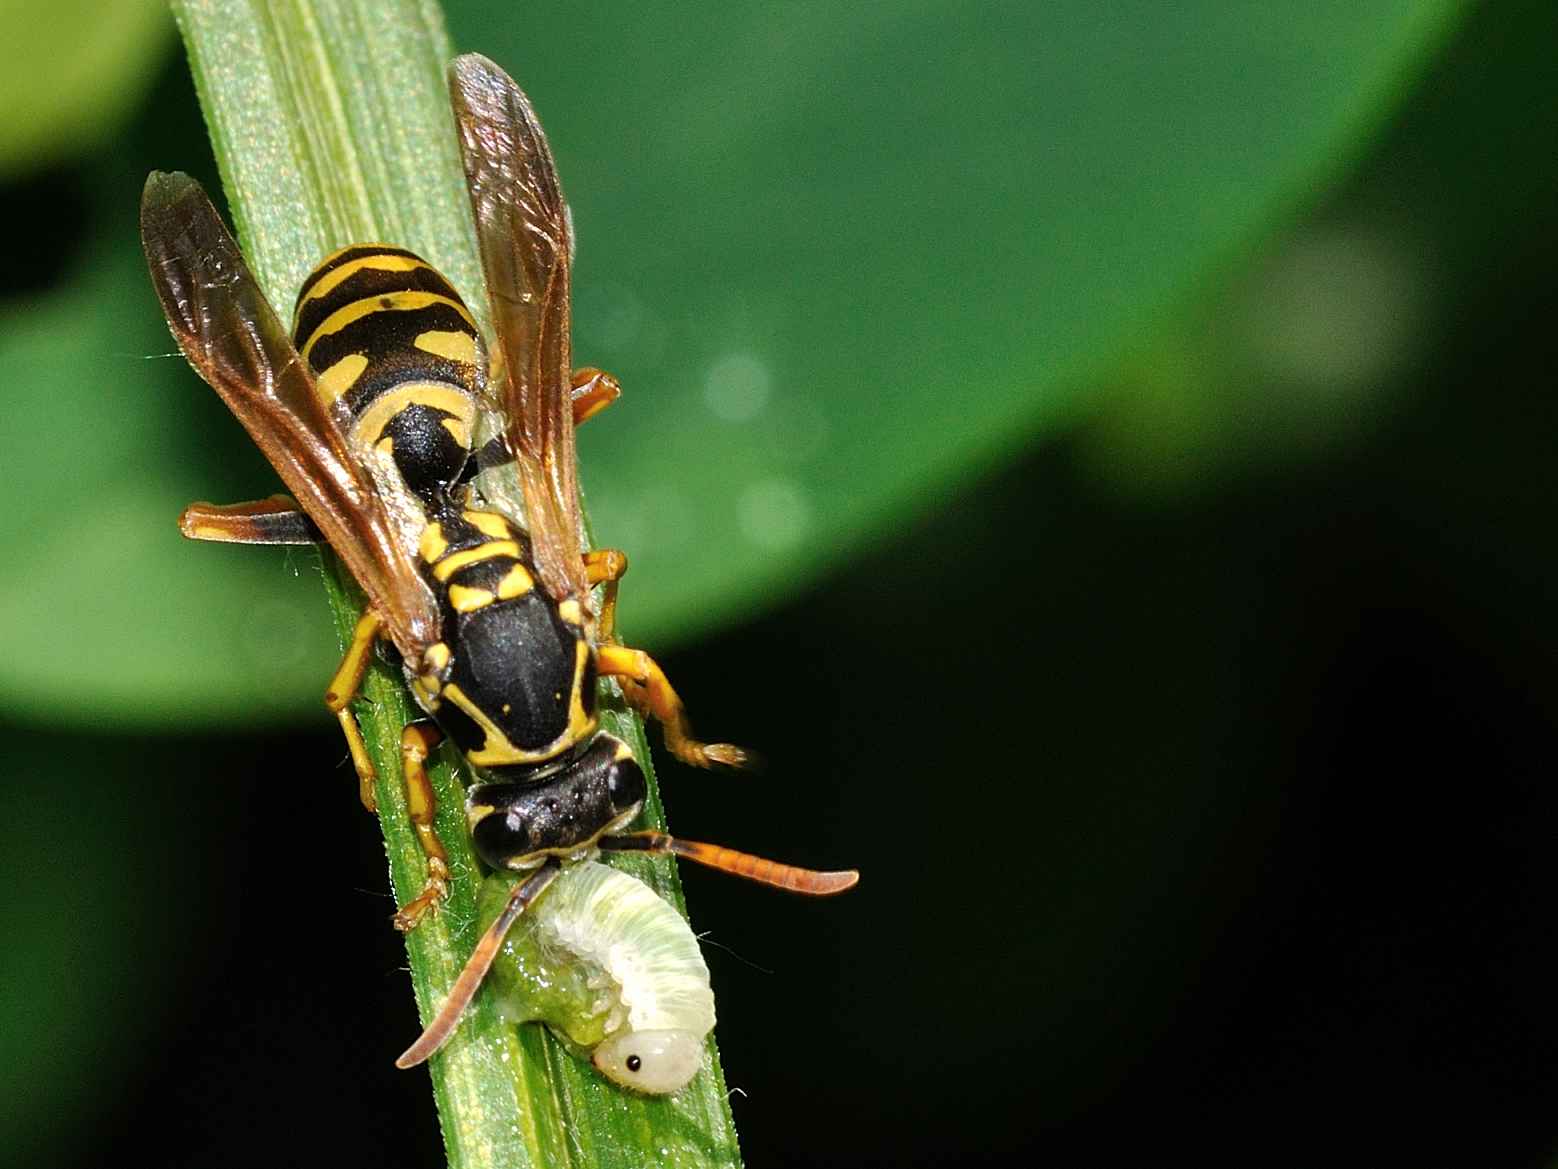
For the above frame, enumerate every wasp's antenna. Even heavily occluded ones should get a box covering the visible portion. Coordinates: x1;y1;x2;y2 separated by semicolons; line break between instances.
395;859;562;1069
598;832;859;896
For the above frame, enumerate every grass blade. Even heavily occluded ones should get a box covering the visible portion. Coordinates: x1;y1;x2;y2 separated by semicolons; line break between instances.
166;1;741;1164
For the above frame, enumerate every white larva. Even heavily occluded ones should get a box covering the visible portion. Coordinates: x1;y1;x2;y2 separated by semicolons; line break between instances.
479;861;716;1094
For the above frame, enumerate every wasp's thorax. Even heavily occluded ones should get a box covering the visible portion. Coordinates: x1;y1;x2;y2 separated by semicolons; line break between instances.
402;500;644;870
407;505;599;779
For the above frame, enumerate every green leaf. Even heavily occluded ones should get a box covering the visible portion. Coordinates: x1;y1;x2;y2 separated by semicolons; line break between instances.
0;234;334;726
453;0;1465;630
0;0;1463;723
0;733;177;1163
0;0;173;176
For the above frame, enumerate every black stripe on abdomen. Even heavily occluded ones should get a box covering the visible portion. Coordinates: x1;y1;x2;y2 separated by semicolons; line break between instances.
305;301;479;406
293;260;468;348
293;244;423;307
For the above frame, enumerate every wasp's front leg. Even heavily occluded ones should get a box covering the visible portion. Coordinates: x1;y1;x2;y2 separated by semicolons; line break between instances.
324;633;451;929
595;645;748;768
391;720;452;931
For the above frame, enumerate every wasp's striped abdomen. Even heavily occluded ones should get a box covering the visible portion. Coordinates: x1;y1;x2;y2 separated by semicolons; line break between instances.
293;245;486;505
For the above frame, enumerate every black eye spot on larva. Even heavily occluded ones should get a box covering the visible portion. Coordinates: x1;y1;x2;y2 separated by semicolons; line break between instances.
626;1055;642;1073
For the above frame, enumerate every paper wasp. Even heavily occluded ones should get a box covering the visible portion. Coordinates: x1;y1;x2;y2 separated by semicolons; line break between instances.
141;53;857;1078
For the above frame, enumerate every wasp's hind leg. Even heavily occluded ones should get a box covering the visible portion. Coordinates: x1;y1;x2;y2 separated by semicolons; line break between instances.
595;645;749;768
183;497;385;813
391;720;452;931
179;496;319;544
324;610;385;812
183;498;387;815
570;367;621;426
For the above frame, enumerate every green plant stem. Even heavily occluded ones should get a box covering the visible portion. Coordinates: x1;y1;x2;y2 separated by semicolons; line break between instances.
167;1;740;1164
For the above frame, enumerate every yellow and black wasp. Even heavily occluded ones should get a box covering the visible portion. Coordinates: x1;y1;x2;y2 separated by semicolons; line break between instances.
141;53;857;1070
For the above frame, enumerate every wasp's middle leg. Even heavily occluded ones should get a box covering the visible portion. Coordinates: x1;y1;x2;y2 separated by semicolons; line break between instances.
185;496;380;809
326;627;451;929
325;609;385;811
583;548;629;642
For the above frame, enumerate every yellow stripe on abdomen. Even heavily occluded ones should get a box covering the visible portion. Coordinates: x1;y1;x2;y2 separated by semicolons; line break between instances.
297;252;437;310
414;329;480;365
314;353;369;404
351;382;477;450
300;290;477;362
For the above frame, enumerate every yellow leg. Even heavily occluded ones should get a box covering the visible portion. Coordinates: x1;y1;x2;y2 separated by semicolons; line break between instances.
392;721;452;932
583;548;629;642
595;644;748;768
570;367;621;426
325;609;384;811
179;495;317;545
336;709;378;813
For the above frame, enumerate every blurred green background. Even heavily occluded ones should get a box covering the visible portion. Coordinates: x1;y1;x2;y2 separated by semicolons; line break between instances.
3;1;1557;1166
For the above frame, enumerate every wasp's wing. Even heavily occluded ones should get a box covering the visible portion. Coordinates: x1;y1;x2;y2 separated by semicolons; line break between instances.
141;171;440;656
450;54;589;602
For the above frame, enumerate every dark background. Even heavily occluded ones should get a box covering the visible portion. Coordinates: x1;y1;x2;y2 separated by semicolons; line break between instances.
3;2;1557;1167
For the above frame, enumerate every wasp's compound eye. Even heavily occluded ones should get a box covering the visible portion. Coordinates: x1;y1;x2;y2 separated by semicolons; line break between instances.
592;1030;703;1095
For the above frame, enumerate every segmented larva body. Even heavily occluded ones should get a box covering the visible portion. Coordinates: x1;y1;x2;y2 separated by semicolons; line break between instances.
478;862;716;1094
